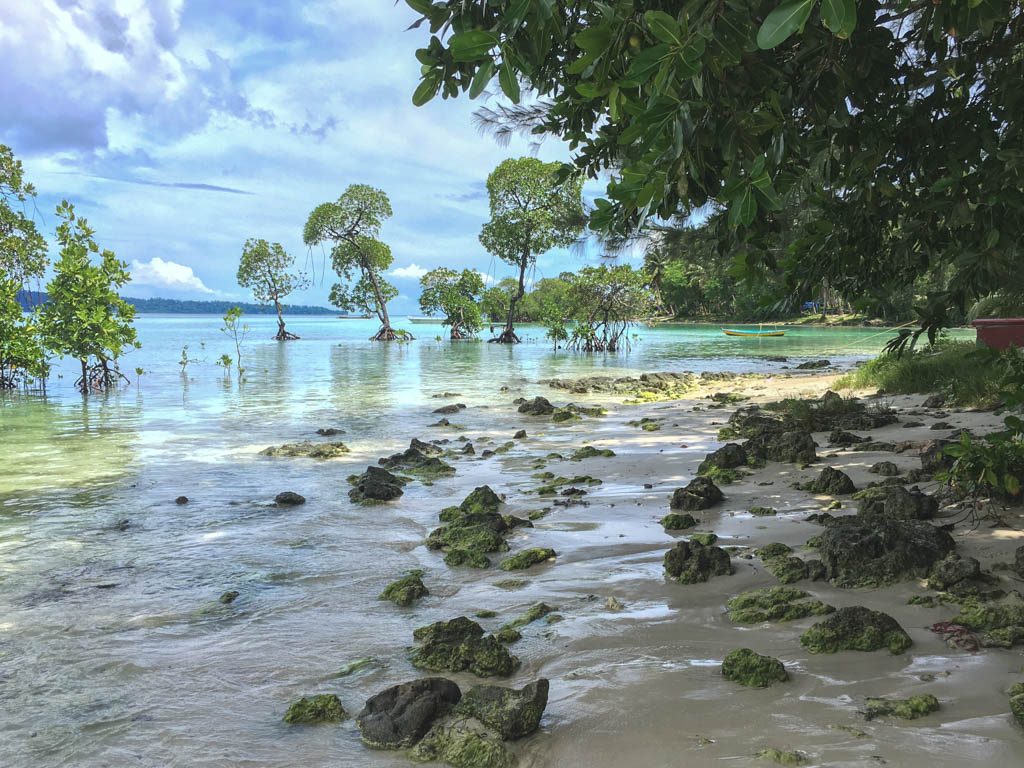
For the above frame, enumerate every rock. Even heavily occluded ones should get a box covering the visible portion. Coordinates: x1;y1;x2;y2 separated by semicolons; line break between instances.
456;679;549;740
429;487;510;568
749;506;777;516
1010;683;1024;727
499;548;556;571
697;443;748;474
800;606;912;654
284;693;348;724
1015;546;1024;579
766;556;811;584
605;596;625;611
689;532;718;546
274;491;306;506
348;466;407;503
721;648;788;687
828;430;869;447
817;517;954;587
411;438;445;456
410;716;514;768
864;695;940;720
660;513;698;530
931;421;953;430
433;403;466;414
869;461;901;476
513;430;527;439
379;447;455;478
856;485;937;520
726;586;834;623
745;429;818;464
802;467;856;495
260;441;349;459
951;592;1024;647
757;748;808;766
517;397;554;416
757;542;793;560
356;678;462;749
411;617;518;677
923;393;947;408
920;439;954;475
671;476;724;511
380;571;429;606
499;602;556;634
219;590;239;604
664;540;733;584
316;427;344;436
796;359;830;369
175;495;189;505
571;446;615;460
927;553;983;593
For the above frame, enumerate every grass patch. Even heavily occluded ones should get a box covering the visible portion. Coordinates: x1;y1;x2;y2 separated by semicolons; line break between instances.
836;342;1005;408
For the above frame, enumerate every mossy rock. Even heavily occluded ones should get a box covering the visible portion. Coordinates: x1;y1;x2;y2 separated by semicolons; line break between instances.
499;547;556;571
689;532;718;546
283;693;348;724
379;446;456;479
571;446;615;460
727;586;834;623
411;617;518;678
864;694;939;720
456;679;549;740
855;485;937;521
664;540;733;584
261;441;350;459
380;571;428;607
697;443;748;475
671;476;724;511
766;556;811;585
817;517;954;587
757;542;793;561
410;716;514;768
801;606;912;654
1009;683;1024;727
721;648;788;688
439;486;503;520
500;602;556;632
750;506;777;516
799;466;856;495
348;466;408;503
951;592;1024;646
757;748;808;766
660;513;698;530
551;409;580;423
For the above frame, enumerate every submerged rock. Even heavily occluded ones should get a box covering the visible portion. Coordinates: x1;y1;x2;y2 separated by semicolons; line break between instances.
664;540;733;584
261;441;349;459
411;438;445;457
410;716;514;768
817;517;954;587
356;677;462;749
856;485;937;521
801;467;856;495
380;571;429;607
499;602;556;635
433;403;467;415
671;476;724;511
499;548;556;571
796;359;830;370
864;695;939;721
721;648;788;687
727;586;834;623
219;590;240;604
283;693;348;724
274;491;306;506
348;466;407;503
411;617;518;678
660;513;698;530
175;495;189;505
801;606;912;654
517;397;554;416
757;748;808;766
379;447;455;478
457;679;549;740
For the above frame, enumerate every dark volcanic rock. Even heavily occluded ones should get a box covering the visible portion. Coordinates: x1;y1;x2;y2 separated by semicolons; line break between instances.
697;443;748;474
518;397;555;416
348;466;407;503
857;485;937;521
817;517;955;587
664;540;733;584
671;476;724;511
802;467;856;495
410;617;518;677
379;447;455;478
796;359;831;370
829;430;869;447
274;491;306;506
745;429;818;464
456;679;549;740
356;677;462;749
801;606;912;654
869;461;901;476
433;403;466;415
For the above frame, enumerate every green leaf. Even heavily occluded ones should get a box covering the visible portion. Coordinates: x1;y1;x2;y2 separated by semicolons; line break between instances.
405;0;434;14
820;0;856;38
756;0;817;50
625;44;670;83
728;185;757;227
751;171;782;210
644;11;682;46
412;71;442;106
449;30;500;62
1005;474;1021;496
499;61;521;103
575;25;613;53
469;59;496;99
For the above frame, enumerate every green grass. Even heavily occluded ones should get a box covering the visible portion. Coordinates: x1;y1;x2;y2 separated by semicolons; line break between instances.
837;342;1005;408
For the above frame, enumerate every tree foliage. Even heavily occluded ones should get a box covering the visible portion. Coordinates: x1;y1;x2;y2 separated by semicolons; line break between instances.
40;202;138;392
0;279;47;389
238;238;309;340
0;143;47;288
549;264;656;352
480;157;584;342
303;184;406;341
407;0;1024;344
419;267;486;338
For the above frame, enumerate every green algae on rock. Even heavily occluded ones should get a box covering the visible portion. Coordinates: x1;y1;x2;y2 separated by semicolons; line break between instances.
766;556;813;585
689;532;719;547
722;648;789;687
499;548;556;571
855;485;938;521
757;542;794;560
380;570;429;607
570;446;615;460
379;446;456;479
261;441;349;459
697;443;748;475
727;586;834;624
660;512;698;530
410;716;514;768
749;506;777;516
951;592;1024;647
757;748;808;766
1009;682;1024;727
283;693;348;724
411;617;518;678
457;679;549;740
801;606;912;654
864;694;940;720
664;540;733;584
348;466;408;503
800;466;856;495
428;486;510;569
671;476;724;511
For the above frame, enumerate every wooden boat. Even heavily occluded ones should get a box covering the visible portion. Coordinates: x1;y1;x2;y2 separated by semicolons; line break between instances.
722;327;785;337
337;314;371;319
408;316;443;324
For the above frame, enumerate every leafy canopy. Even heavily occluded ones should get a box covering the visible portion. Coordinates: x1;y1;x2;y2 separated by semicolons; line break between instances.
419;267;486;335
560;264;656;352
1;143;47;286
238;238;309;305
0;278;47;387
408;1;1024;338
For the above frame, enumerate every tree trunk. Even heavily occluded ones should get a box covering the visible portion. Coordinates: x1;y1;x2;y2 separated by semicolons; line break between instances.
496;251;528;345
274;298;299;340
364;262;402;341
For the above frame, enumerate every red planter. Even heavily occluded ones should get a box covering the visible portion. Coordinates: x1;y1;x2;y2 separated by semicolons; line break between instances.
972;318;1024;350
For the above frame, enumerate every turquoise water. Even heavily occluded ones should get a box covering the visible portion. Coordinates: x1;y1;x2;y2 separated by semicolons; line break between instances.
0;316;975;767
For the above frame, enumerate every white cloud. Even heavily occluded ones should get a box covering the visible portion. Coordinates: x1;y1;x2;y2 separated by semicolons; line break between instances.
130;257;215;294
390;263;428;279
474;269;496;285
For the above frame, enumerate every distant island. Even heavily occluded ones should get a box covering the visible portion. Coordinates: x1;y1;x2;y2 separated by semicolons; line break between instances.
16;290;336;316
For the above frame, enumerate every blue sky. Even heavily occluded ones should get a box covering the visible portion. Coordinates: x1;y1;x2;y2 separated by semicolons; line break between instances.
0;0;624;313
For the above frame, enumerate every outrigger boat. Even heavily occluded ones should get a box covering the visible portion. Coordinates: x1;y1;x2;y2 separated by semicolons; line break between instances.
722;327;785;337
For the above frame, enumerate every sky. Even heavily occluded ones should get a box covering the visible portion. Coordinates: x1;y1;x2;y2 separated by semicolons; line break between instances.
0;0;623;313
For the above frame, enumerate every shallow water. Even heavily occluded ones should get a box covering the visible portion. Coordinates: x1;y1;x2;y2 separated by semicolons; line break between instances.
0;316;993;768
